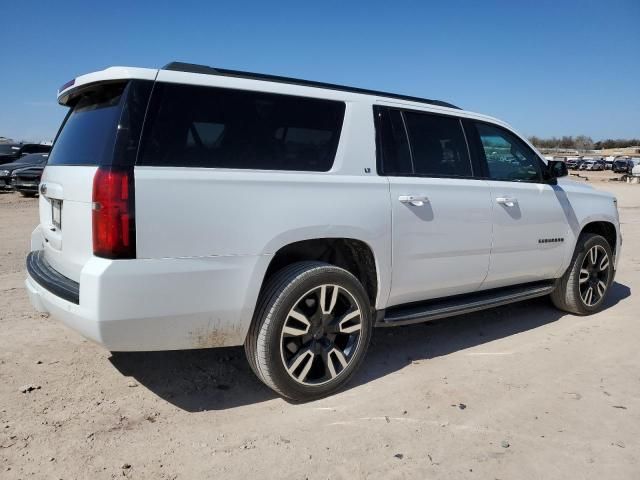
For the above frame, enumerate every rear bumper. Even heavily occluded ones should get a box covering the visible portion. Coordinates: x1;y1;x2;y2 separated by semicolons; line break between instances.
27;251;79;303
26;247;271;351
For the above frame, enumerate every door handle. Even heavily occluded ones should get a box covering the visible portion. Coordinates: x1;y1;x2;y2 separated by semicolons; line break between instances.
399;195;430;207
496;196;518;207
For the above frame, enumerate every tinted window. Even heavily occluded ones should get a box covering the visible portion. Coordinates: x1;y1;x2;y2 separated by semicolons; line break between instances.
48;81;152;167
14;153;47;165
21;144;51;154
403;111;472;177
375;108;412;175
47;83;126;166
186;122;225;148
138;83;345;171
376;108;472;177
476;123;541;182
0;145;20;155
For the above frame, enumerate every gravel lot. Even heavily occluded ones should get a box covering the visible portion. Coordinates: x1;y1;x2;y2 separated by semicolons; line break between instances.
1;172;639;479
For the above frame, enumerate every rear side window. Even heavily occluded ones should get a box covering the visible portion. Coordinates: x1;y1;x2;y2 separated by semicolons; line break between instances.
375;108;413;176
376;107;472;177
138;83;346;171
403;111;472;177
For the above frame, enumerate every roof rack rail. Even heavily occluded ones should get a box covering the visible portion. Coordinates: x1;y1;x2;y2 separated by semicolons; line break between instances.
162;62;461;110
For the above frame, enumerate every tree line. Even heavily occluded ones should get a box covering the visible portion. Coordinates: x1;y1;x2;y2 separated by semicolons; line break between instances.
528;136;640;150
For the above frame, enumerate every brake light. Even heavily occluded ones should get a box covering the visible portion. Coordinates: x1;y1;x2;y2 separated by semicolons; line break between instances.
92;167;136;259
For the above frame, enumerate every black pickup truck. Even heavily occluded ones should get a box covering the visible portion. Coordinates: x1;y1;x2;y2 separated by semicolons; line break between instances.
0;153;48;191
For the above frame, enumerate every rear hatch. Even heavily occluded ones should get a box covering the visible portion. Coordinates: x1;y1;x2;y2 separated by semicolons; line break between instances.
39;80;153;282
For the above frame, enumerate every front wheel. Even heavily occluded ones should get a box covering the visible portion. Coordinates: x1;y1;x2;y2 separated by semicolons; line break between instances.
245;262;373;401
551;233;614;315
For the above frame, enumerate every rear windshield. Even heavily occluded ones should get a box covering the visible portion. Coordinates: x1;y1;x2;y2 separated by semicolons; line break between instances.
47;83;126;166
47;81;152;167
138;83;346;171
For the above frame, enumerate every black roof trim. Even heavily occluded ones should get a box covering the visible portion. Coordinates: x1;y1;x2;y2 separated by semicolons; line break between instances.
162;62;461;110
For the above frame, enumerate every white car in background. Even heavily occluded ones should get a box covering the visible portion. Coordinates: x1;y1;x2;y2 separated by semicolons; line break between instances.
580;159;605;171
25;62;621;400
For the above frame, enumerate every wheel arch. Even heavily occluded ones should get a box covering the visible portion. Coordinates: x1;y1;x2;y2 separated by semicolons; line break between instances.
261;237;381;310
580;220;617;255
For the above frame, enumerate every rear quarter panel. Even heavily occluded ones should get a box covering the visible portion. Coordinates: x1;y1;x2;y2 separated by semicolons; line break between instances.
134;101;392;310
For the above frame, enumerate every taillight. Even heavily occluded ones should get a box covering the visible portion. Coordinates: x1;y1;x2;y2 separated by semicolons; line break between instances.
92;166;136;259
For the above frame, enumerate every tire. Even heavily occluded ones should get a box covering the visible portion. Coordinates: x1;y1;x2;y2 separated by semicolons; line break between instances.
20;191;37;198
551;233;614;315
245;261;373;401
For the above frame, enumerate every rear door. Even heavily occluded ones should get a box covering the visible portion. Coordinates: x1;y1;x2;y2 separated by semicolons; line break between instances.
467;121;568;289
376;107;493;307
39;80;152;281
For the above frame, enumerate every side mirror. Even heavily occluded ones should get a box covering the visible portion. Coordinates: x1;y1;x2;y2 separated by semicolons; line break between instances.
547;160;568;179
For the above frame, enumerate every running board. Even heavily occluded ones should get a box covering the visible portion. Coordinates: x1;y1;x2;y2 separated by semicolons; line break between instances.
378;281;556;327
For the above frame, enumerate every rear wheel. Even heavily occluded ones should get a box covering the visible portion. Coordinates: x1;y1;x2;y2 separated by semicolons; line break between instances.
245;261;372;401
20;191;38;198
551;233;614;314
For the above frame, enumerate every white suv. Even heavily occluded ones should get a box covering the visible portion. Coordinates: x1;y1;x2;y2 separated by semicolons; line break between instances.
26;62;621;400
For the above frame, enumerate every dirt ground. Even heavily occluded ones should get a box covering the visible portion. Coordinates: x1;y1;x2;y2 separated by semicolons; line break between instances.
1;171;639;479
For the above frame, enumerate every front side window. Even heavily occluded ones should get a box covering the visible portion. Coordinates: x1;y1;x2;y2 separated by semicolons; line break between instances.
475;123;541;182
138;83;345;171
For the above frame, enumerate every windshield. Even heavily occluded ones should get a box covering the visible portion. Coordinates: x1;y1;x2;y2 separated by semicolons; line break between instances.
0;145;20;155
15;154;47;165
47;83;127;166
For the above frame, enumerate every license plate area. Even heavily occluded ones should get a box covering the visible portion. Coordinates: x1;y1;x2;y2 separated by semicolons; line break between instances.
51;199;62;230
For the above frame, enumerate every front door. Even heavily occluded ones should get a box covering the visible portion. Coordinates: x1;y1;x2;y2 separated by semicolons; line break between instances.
469;121;568;289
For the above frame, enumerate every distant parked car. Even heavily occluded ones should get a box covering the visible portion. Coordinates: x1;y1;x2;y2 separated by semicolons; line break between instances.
579;159;604;171
566;158;583;170
612;159;631;173
0;144;50;165
603;158;615;170
12;164;45;197
0;153;48;191
0;144;23;165
629;159;640;174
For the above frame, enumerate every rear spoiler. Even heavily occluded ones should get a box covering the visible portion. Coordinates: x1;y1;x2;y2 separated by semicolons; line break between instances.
57;67;158;106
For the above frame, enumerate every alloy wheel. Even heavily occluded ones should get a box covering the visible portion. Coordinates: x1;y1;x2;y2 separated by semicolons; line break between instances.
579;245;610;306
280;284;363;386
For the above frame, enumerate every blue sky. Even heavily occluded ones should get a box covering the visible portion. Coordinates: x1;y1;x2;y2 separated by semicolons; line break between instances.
1;0;638;142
